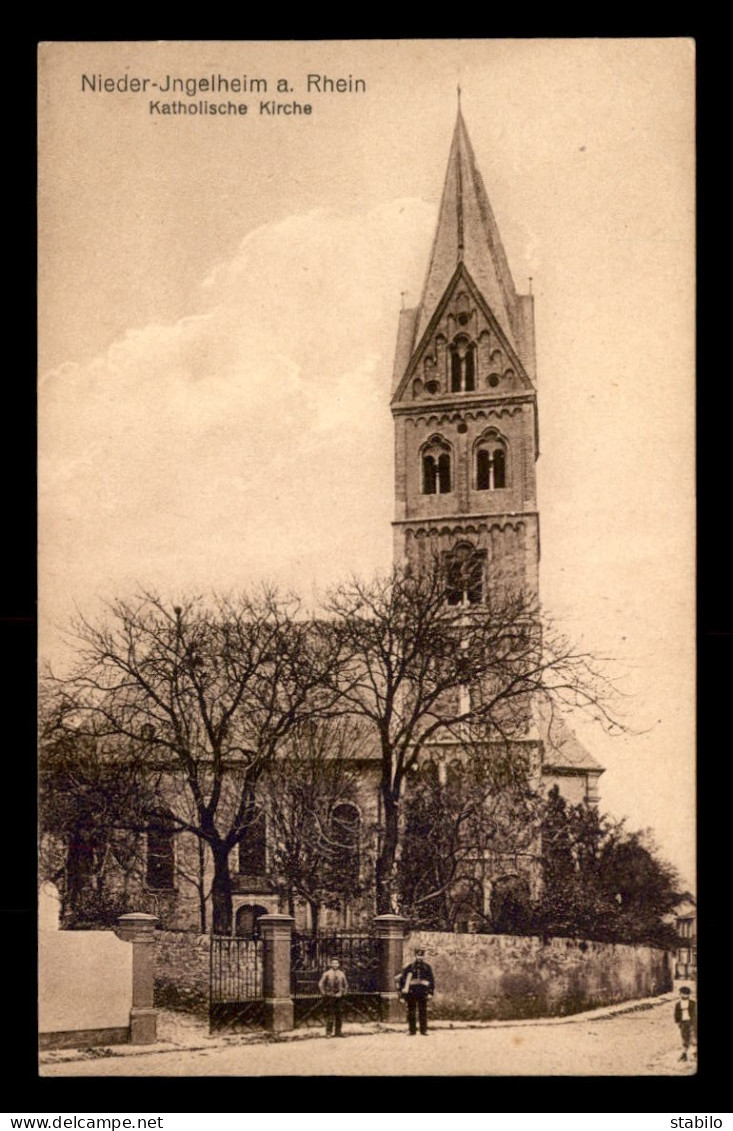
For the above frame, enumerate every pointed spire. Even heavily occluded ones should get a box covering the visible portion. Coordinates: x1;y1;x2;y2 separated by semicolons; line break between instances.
415;105;519;350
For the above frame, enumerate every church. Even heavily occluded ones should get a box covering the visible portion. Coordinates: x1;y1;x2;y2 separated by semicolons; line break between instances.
49;103;604;938
188;103;604;936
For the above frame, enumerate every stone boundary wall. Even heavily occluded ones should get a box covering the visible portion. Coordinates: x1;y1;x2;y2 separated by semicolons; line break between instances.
39;889;159;1048
408;931;672;1020
39;929;133;1043
154;928;672;1022
154;930;211;1014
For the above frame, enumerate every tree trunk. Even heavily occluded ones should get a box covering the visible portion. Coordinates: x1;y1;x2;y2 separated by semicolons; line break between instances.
210;843;233;935
376;787;400;914
197;839;207;934
306;898;321;935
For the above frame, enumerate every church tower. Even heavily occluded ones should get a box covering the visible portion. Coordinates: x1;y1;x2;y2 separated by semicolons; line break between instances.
391;103;604;810
391;105;539;605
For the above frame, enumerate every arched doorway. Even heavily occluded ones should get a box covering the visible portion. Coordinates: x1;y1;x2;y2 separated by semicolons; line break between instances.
330;802;360;885
234;903;268;939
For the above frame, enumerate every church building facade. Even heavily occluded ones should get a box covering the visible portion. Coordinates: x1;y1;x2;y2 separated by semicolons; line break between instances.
50;105;604;937
143;106;602;935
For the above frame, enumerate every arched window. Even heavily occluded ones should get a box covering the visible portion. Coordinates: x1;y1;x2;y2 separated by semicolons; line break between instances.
238;809;267;874
438;453;451;494
493;447;506;488
458;683;471;716
452;880;484;933
421;437;452;495
450;349;462;392
331;802;360;885
475;432;508;491
490;875;532;934
449;337;477;393
476;448;489;490
464;346;476;391
235;903;268;939
446;759;464;791
444;543;486;607
421;759;439;788
423;455;437;494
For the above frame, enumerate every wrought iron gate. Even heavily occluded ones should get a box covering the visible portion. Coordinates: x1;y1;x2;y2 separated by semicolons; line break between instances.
209;935;265;1032
291;931;381;1027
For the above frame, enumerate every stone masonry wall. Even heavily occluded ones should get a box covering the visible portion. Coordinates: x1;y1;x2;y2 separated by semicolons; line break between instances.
154;930;211;1015
154;928;672;1022
408;932;672;1020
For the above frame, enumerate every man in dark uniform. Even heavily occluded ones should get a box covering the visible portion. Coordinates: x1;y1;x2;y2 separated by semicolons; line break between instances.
395;947;435;1035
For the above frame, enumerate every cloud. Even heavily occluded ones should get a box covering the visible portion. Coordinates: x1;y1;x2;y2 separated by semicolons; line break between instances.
39;199;436;623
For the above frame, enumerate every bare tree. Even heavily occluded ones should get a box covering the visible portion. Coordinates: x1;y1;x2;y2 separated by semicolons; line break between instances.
262;717;369;932
42;589;344;934
326;563;621;915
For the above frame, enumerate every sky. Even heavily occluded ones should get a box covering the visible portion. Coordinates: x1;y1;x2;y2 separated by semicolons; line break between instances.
38;39;696;889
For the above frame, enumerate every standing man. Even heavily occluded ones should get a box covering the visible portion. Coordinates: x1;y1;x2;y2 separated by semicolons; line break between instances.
674;984;697;1061
395;947;435;1036
318;955;349;1038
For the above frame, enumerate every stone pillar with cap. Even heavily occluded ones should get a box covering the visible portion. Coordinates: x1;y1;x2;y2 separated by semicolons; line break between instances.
258;913;295;1032
116;912;159;1044
373;914;409;1022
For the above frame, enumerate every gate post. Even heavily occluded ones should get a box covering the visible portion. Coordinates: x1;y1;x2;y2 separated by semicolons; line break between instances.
116;912;159;1044
373;914;409;1023
258;913;295;1033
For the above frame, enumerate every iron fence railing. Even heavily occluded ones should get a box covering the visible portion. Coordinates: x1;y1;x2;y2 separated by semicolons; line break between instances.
209;935;265;1032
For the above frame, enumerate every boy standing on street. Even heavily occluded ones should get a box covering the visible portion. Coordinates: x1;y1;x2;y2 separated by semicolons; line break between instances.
319;956;349;1038
674;984;697;1061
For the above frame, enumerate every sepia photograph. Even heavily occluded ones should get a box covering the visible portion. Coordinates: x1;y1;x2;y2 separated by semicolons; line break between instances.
37;38;695;1078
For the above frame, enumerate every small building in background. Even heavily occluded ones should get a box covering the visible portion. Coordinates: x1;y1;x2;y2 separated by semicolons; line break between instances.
673;896;697;979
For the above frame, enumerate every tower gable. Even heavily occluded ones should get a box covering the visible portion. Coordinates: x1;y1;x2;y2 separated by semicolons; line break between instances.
392;264;534;408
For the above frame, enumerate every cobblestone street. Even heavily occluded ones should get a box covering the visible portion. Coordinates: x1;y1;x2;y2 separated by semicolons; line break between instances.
40;996;697;1077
